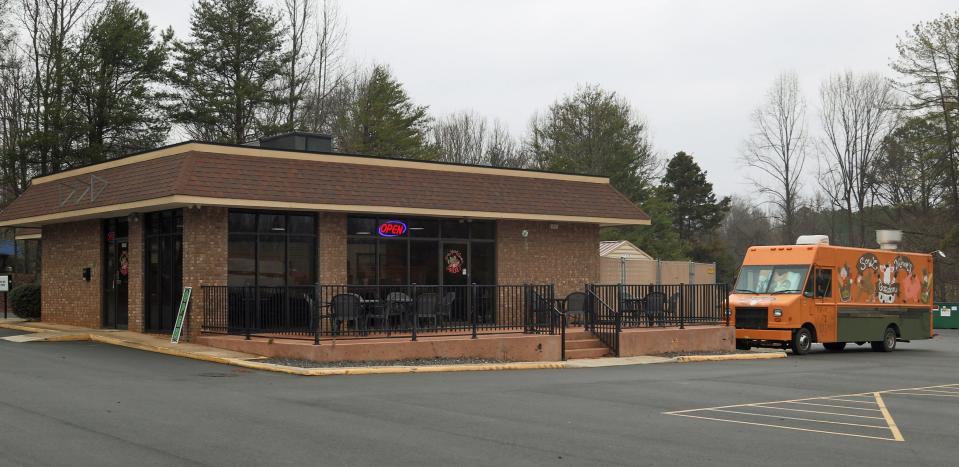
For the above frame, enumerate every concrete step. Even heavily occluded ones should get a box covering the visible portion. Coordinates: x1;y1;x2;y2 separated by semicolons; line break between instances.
566;338;607;350
564;331;595;340
565;347;611;359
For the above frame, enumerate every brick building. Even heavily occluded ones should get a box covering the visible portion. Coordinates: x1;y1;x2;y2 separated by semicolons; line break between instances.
0;133;649;342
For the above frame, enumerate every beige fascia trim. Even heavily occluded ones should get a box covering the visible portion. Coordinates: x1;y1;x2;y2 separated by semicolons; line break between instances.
31;142;610;185
14;233;41;240
0;195;651;227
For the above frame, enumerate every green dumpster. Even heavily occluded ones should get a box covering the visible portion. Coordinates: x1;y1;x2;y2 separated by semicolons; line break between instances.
934;303;959;329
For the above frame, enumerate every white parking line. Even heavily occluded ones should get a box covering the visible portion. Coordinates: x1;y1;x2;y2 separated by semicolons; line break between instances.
664;383;959;442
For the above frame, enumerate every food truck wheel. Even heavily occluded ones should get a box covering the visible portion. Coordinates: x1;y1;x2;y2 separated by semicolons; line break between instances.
823;342;846;352
791;328;813;355
870;327;897;352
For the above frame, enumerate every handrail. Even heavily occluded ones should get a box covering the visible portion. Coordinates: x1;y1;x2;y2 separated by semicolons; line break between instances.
586;288;616;315
547;301;568;361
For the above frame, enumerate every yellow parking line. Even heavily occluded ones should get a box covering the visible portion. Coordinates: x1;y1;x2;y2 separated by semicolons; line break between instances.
780;401;882;412
707;409;889;429
669;413;899;442
747;404;885;420
874;392;904;442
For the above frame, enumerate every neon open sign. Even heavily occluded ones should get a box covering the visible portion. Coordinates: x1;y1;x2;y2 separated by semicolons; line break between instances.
378;220;407;237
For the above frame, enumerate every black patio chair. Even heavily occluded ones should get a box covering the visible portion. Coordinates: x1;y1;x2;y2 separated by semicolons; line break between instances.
619;291;644;326
665;291;681;326
414;293;442;329
526;289;554;331
439;291;455;326
564;292;587;326
383;291;412;329
642;291;667;327
330;293;364;334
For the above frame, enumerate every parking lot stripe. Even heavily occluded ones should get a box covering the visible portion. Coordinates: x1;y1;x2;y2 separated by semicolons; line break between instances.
888;392;959;398
706;409;889;429
669;413;900;442
900;388;959;395
823;397;880;404
746;404;885;420
874;393;904;442
778;401;882;411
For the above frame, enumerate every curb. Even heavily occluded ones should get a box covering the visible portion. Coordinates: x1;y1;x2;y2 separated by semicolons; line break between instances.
90;334;570;375
673;352;788;363
3;322;787;375
223;359;569;376
0;322;51;334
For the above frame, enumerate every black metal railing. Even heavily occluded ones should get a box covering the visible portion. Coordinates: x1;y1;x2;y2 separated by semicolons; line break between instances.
201;284;564;346
587;283;730;329
585;284;620;356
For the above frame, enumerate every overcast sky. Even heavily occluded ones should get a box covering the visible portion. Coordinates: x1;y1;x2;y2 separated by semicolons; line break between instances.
136;0;956;197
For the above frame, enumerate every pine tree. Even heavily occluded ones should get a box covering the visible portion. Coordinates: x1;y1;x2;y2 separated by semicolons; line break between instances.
168;0;288;144
333;65;434;159
660;151;731;241
69;0;170;163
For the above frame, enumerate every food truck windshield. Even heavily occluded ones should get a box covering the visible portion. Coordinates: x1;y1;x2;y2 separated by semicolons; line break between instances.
734;265;810;294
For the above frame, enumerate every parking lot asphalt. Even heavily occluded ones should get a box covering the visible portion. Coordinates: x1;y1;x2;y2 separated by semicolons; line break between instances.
2;327;958;466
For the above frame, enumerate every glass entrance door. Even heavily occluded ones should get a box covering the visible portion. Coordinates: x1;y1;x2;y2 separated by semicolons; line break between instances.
103;218;129;329
145;210;183;332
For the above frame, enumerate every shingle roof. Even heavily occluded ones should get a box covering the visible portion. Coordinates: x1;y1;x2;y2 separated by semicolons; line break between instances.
0;143;650;227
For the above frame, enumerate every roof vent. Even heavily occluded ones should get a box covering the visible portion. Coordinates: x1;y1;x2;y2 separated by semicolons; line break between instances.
876;230;903;250
258;131;333;153
796;235;829;245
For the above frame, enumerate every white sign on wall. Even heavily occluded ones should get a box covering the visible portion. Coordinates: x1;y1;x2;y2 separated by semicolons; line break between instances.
0;275;9;292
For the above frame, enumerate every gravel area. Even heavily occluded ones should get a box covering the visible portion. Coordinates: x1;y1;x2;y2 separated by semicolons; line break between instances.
259;357;510;368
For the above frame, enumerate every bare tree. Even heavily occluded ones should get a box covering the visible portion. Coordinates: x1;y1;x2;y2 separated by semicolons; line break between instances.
486;119;528;168
433;110;488;165
19;0;97;174
300;0;347;134
817;71;899;246
432;111;529;167
277;0;317;131
742;71;808;244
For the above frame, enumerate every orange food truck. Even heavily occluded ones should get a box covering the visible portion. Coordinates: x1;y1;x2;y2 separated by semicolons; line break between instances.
730;236;934;354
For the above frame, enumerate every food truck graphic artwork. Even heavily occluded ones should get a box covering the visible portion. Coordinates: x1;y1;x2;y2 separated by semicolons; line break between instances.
730;237;934;355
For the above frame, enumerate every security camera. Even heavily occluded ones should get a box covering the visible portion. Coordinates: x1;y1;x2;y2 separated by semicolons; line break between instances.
934;250;947;258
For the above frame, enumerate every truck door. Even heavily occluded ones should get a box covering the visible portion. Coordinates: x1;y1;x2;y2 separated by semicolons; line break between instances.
813;266;837;342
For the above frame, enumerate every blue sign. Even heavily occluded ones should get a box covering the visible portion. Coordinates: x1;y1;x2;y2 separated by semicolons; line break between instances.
0;240;14;256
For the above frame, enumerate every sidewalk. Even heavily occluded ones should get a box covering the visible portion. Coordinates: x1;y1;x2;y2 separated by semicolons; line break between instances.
0;318;786;376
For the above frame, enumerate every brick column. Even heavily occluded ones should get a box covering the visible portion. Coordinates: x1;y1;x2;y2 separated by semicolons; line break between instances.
126;213;144;332
319;212;347;285
182;206;228;339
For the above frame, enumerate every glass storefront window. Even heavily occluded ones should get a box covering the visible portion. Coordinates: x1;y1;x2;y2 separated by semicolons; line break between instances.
347;239;376;285
378;240;408;285
346;216;495;286
228;211;317;288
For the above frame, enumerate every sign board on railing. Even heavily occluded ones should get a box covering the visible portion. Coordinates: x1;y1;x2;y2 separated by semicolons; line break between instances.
170;287;192;343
